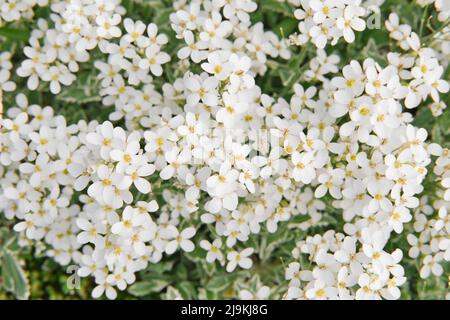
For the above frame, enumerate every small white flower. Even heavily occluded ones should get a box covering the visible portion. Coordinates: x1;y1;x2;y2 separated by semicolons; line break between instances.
226;247;254;272
165;227;196;254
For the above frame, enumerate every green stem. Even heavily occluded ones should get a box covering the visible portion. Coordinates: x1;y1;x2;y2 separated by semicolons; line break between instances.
419;5;429;37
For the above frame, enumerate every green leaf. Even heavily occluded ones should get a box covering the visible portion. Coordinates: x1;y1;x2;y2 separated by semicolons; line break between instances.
154;7;173;26
358;38;386;66
1;261;15;292
274;18;298;37
0;230;16;251
413;107;434;131
361;29;389;48
198;288;219;300
56;73;101;105
260;0;293;16
128;278;170;296
201;260;216;277
145;260;174;275
0;27;30;41
184;245;204;262
262;232;291;261
432;124;443;145
1;250;30;300
177;281;196;299
278;68;292;85
174;263;188;280
164;286;182;300
56;88;101;105
206;275;232;293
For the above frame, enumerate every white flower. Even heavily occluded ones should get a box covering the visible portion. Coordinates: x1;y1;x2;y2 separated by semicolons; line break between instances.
292;152;318;184
177;31;208;63
388;206;412;233
87;164;116;203
139;45;170;76
123;18;147;47
362;231;393;273
41;65;75;94
315;168;345;199
92;280;117;300
147;23;168;46
29;126;56;155
111;206;143;237
420;254;444;278
305;279;338;300
96;14;122;38
201;51;232;81
184;75;219;107
199;11;232;46
336;5;366;43
200;239;223;263
206;162;239;212
310;0;340;24
367;179;394;213
76;218;106;245
239;286;270;300
86;121;117;160
115;162;155;194
226;247;254;272
334;236;365;275
159;147;191;180
110;138;141;172
165;227;196;254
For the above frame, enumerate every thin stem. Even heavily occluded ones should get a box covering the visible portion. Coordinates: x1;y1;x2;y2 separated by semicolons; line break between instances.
419;5;429;37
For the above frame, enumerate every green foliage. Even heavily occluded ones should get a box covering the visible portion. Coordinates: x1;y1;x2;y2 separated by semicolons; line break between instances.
128;278;170;296
0;27;30;41
1;249;30;300
0;0;449;300
0;226;29;300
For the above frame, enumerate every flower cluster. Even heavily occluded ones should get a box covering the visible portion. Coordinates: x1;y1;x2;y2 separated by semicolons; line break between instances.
16;0;124;93
291;0;367;48
0;99;188;298
285;230;407;299
0;0;46;23
280;56;448;299
1;97;81;264
416;0;450;22
0;51;15;92
386;13;449;111
406;149;450;280
95;17;170;125
0;0;449;300
170;0;291;75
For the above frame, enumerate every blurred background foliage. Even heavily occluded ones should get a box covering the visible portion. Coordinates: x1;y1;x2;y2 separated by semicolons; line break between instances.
0;0;449;299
